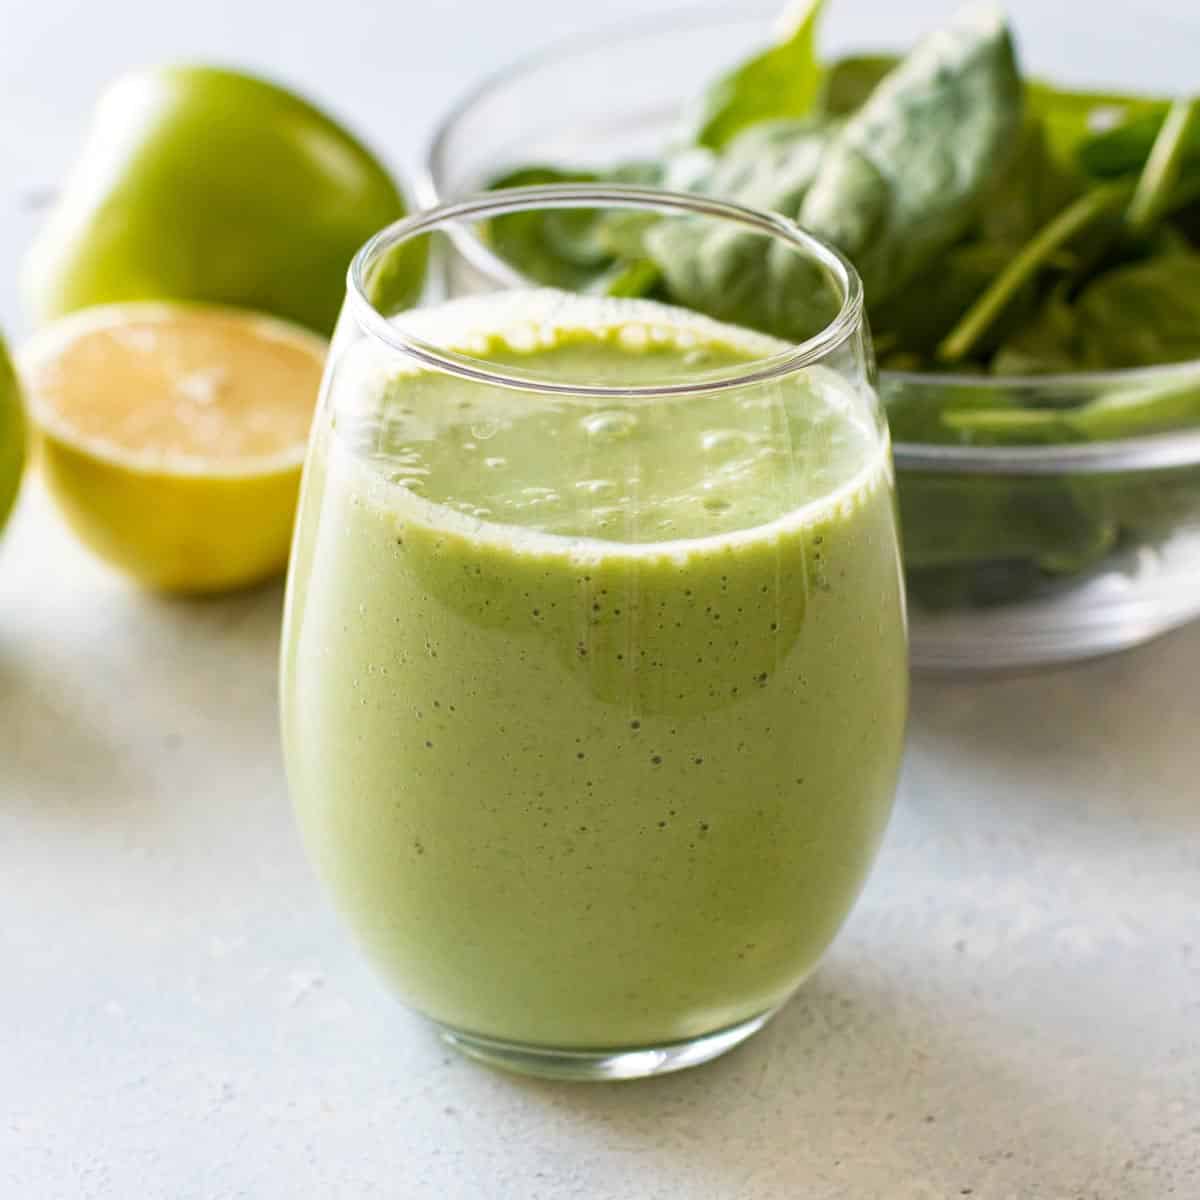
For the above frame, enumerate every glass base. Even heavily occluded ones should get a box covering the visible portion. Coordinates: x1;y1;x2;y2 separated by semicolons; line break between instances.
436;1008;776;1081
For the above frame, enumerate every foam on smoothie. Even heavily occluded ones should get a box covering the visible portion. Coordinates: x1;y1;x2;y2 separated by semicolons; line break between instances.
329;290;888;560
283;290;907;1047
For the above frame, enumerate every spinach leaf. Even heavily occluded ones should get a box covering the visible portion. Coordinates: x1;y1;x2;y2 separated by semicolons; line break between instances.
1069;252;1200;367
939;407;1079;442
962;246;1200;374
897;471;1117;573
1126;98;1200;235
871;241;1011;361
1026;82;1163;173
591;210;661;262
935;371;1200;443
815;54;1150;156
818;55;897;116
798;3;1023;308
589;258;663;299
1078;102;1200;178
484;161;673;291
702;118;837;209
872;121;1076;364
990;285;1082;373
889;371;1121;589
977;117;1081;247
1000;252;1200;374
685;0;826;150
938;180;1132;363
484;166;610;289
882;375;1029;443
1070;373;1200;439
1170;195;1200;248
642;120;841;340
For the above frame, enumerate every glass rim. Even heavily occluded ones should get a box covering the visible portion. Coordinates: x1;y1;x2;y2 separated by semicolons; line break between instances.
345;183;865;399
418;4;1200;472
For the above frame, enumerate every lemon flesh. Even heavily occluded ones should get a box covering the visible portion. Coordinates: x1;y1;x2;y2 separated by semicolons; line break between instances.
22;303;326;593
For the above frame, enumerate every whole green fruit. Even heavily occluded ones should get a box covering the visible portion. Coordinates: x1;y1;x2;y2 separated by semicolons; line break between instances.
0;335;26;537
24;66;423;336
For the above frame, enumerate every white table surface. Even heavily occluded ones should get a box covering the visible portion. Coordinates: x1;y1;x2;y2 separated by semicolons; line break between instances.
3;1;1199;1196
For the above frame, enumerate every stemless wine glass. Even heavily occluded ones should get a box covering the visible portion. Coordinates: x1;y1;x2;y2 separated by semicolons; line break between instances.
280;186;908;1080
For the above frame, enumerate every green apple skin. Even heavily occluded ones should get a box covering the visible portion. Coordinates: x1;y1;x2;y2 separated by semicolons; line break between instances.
24;66;424;337
0;335;26;537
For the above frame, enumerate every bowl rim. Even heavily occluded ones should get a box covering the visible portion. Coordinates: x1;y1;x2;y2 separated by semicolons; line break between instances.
418;0;1200;474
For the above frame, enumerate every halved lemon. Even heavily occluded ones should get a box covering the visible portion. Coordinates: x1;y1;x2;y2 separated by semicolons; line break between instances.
21;302;326;593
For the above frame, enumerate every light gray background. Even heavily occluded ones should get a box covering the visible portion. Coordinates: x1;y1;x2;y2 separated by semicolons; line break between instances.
2;1;1199;1197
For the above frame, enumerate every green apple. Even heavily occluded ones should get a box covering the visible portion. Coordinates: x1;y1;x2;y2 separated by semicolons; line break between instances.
24;66;423;337
0;334;26;537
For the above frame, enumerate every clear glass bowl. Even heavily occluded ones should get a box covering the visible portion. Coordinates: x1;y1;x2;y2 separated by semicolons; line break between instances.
418;4;1200;671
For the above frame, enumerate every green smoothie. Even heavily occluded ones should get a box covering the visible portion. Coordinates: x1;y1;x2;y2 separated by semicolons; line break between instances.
281;291;907;1049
